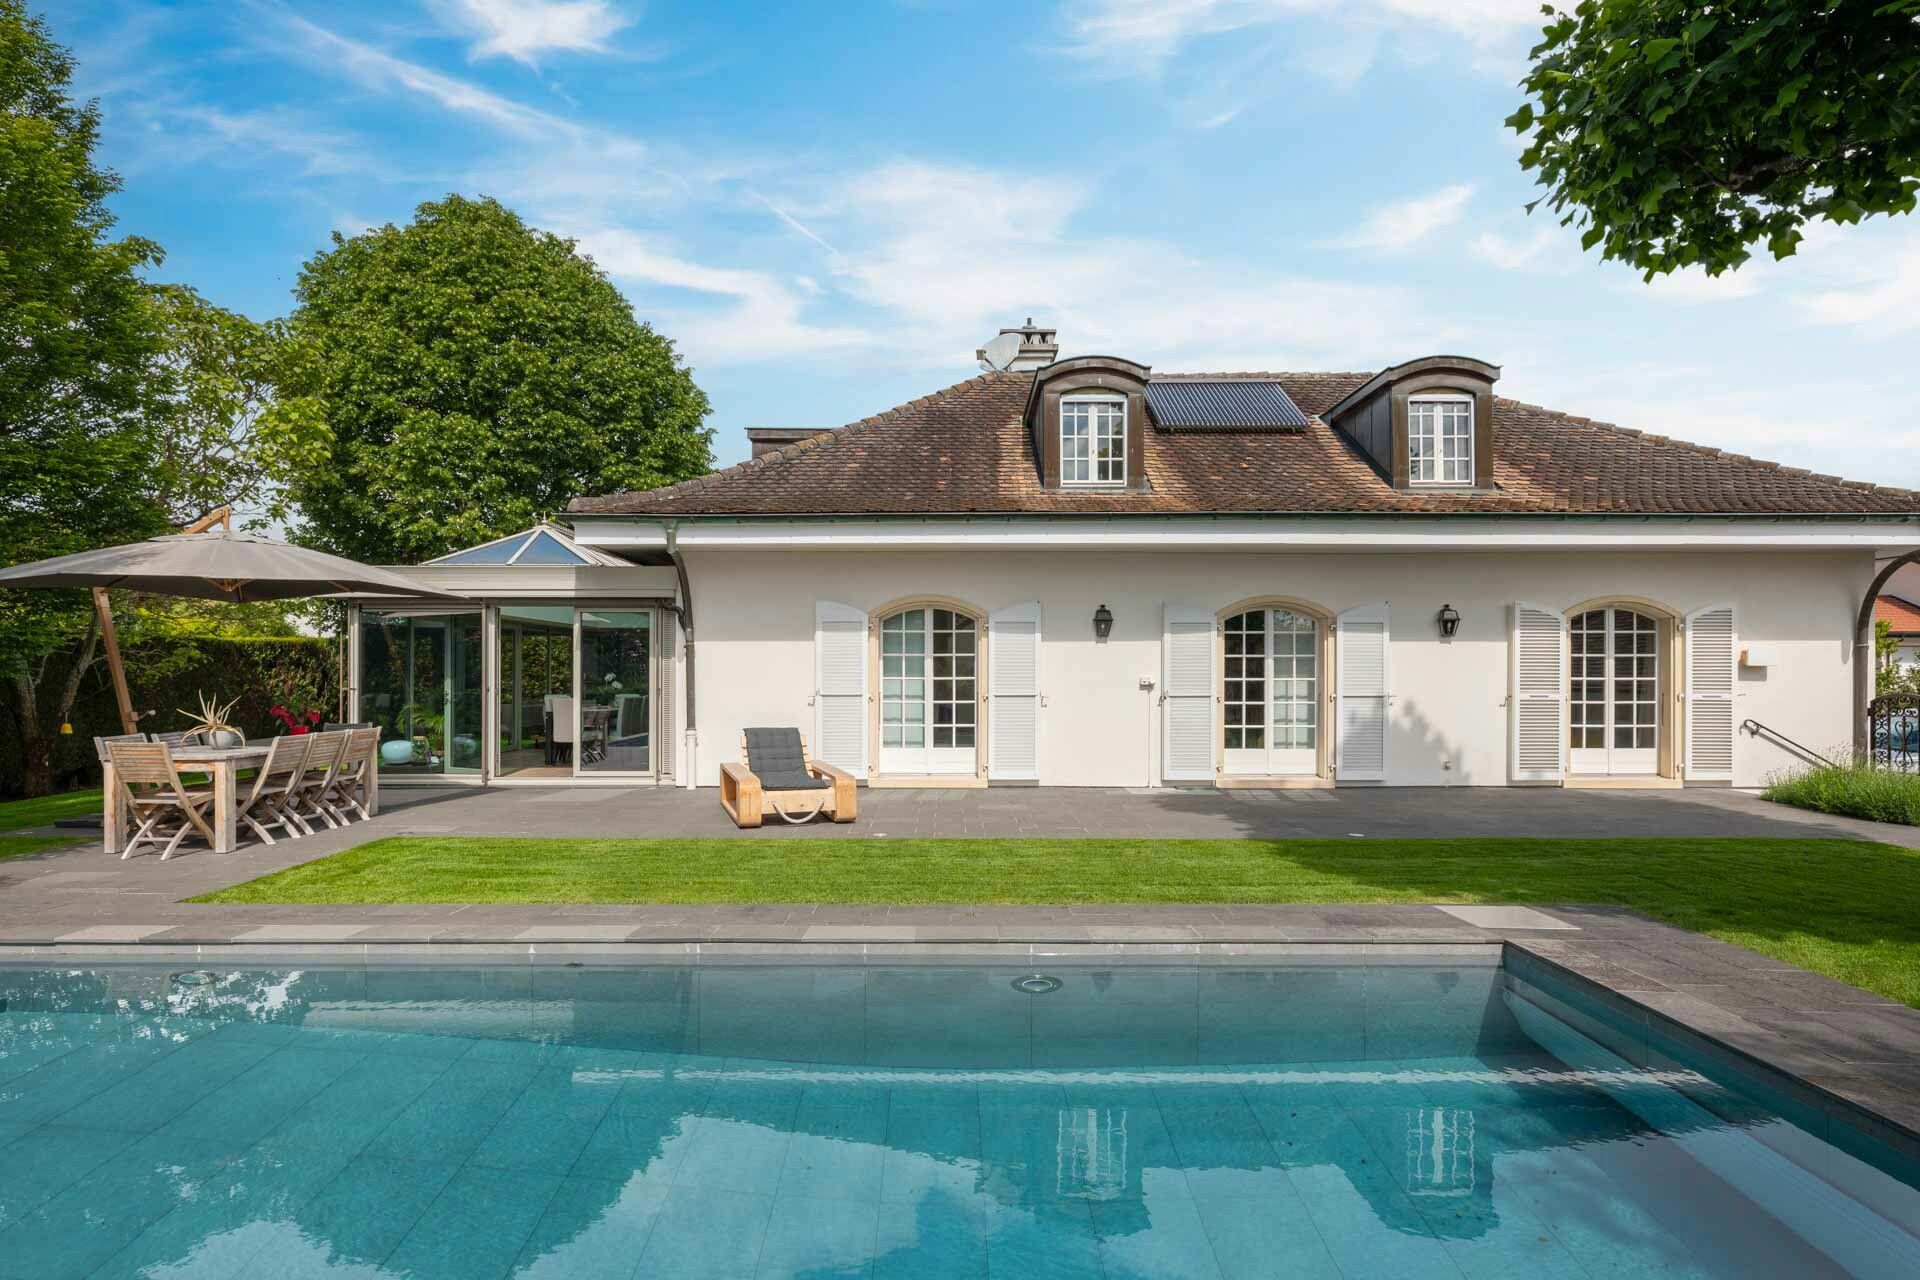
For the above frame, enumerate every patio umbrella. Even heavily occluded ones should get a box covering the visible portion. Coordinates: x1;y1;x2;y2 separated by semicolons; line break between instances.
0;507;459;732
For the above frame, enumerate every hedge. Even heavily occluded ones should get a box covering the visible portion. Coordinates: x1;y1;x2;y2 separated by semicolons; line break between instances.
0;635;340;797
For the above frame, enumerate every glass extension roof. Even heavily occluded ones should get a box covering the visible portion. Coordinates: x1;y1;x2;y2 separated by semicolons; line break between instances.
425;523;623;568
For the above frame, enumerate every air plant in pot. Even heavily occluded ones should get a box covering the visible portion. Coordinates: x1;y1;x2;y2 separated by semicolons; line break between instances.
176;693;245;749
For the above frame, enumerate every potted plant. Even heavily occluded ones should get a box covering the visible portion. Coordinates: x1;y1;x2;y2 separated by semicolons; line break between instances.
268;705;325;736
176;693;245;749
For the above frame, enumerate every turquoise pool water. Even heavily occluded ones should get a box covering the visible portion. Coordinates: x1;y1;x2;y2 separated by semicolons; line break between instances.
1;958;1916;1279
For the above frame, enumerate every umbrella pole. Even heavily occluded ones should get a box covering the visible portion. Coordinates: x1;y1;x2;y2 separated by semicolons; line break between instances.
91;587;138;734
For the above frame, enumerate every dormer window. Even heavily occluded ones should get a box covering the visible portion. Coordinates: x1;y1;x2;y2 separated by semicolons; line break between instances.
1409;394;1473;485
1062;396;1126;485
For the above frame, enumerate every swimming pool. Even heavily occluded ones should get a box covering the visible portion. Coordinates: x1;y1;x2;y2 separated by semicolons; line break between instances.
1;955;1916;1279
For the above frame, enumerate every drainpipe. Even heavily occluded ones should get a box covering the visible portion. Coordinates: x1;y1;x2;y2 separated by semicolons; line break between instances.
665;521;698;789
1855;549;1920;758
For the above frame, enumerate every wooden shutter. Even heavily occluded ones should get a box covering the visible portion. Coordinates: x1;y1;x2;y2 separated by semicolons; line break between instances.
988;602;1042;780
1336;603;1390;781
1509;603;1567;782
1162;604;1215;782
1686;604;1737;782
814;600;868;776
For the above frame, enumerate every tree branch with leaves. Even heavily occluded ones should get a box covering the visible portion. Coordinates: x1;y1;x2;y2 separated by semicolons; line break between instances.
1511;0;1920;278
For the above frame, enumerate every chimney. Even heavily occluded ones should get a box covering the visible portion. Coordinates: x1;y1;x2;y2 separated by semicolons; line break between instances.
744;427;826;459
978;318;1059;372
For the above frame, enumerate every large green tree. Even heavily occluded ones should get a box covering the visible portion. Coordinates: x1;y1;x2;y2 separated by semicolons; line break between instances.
277;195;713;563
0;0;170;795
1512;0;1920;277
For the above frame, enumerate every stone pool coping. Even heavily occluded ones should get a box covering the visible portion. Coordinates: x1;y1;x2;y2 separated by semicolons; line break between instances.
3;903;1917;1164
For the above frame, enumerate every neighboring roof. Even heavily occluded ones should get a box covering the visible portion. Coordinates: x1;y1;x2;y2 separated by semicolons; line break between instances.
426;522;628;567
1877;595;1920;634
1144;379;1308;430
569;370;1920;519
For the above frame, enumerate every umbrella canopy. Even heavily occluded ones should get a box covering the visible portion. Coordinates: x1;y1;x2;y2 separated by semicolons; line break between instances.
0;528;459;603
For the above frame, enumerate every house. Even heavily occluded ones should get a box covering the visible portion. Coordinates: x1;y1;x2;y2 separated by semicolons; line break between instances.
349;322;1919;790
1876;595;1920;670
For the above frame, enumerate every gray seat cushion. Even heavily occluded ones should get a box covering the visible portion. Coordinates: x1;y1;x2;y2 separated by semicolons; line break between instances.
744;728;829;791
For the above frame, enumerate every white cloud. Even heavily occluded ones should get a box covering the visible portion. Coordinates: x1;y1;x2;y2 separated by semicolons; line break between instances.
1058;0;1544;77
1326;183;1474;253
574;228;871;363
432;0;633;66
1469;225;1560;271
1799;238;1920;339
794;160;1458;371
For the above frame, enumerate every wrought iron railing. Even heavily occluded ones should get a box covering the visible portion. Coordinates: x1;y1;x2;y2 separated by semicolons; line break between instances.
1868;693;1920;772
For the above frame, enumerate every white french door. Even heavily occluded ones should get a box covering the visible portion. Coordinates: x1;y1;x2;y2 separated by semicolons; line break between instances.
879;607;978;775
1569;607;1660;775
1222;608;1319;776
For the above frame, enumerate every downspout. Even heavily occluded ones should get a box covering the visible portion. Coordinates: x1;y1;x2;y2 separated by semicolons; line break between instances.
665;521;698;789
1855;549;1920;758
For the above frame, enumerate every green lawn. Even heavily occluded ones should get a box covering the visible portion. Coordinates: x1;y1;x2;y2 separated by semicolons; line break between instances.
0;834;85;862
196;835;1920;1007
0;788;102;833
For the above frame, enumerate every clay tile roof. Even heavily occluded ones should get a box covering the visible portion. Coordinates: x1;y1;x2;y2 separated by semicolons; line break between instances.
1876;595;1920;634
567;369;1920;519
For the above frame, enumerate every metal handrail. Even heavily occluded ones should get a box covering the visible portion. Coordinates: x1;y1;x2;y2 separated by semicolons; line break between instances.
1740;718;1835;768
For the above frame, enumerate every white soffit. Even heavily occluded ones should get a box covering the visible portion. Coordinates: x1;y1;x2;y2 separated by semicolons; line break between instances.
567;517;1920;553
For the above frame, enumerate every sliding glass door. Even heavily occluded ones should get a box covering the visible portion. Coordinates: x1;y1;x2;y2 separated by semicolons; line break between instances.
577;610;651;775
496;606;574;777
357;609;484;778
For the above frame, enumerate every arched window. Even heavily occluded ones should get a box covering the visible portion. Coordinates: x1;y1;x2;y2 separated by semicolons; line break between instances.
879;605;978;775
1222;605;1321;776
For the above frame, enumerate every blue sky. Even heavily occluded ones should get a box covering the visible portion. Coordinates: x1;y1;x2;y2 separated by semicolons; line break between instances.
57;0;1920;482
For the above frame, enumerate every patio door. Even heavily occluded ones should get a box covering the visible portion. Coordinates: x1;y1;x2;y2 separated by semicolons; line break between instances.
1569;607;1660;775
879;606;978;775
1221;607;1319;777
575;609;652;777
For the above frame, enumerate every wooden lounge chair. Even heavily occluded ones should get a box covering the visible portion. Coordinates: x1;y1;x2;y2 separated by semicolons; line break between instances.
720;728;857;828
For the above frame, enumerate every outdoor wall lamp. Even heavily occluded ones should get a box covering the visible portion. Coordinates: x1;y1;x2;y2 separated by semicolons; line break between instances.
1436;603;1461;639
1092;604;1114;641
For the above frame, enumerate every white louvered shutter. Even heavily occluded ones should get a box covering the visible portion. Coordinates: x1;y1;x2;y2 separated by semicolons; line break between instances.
1336;603;1390;781
814;600;868;776
1509;603;1567;782
1162;604;1216;781
988;602;1042;780
1685;604;1737;782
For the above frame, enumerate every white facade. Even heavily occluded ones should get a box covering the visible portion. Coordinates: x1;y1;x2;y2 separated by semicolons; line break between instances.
673;544;1870;790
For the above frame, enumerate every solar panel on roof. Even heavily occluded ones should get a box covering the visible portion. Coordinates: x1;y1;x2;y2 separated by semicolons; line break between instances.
1144;380;1309;430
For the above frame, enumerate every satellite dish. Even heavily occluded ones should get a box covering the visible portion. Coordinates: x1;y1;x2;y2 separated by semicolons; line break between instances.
977;331;1023;371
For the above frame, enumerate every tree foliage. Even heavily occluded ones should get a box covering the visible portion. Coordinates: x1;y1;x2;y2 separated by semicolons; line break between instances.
277;195;713;563
146;286;325;528
1511;0;1920;277
0;0;171;793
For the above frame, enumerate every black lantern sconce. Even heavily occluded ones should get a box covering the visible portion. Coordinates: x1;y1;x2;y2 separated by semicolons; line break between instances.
1436;603;1461;640
1092;603;1115;641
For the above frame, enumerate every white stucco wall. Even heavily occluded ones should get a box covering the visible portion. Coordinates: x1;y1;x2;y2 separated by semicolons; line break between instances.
682;548;1869;789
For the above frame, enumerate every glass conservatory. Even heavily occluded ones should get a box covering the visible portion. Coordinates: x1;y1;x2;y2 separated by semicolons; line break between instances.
345;525;680;785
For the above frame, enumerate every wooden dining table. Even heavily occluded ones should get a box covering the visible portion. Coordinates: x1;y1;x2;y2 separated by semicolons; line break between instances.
101;741;380;855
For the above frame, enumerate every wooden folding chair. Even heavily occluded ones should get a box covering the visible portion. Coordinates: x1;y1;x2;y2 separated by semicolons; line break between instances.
287;730;349;833
239;736;312;845
325;727;380;821
105;741;216;860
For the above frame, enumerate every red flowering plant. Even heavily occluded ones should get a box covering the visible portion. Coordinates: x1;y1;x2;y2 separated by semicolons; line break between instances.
267;705;325;735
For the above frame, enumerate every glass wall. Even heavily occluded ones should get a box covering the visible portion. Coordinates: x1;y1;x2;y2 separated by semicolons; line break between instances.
357;611;484;777
497;606;574;775
579;610;650;774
